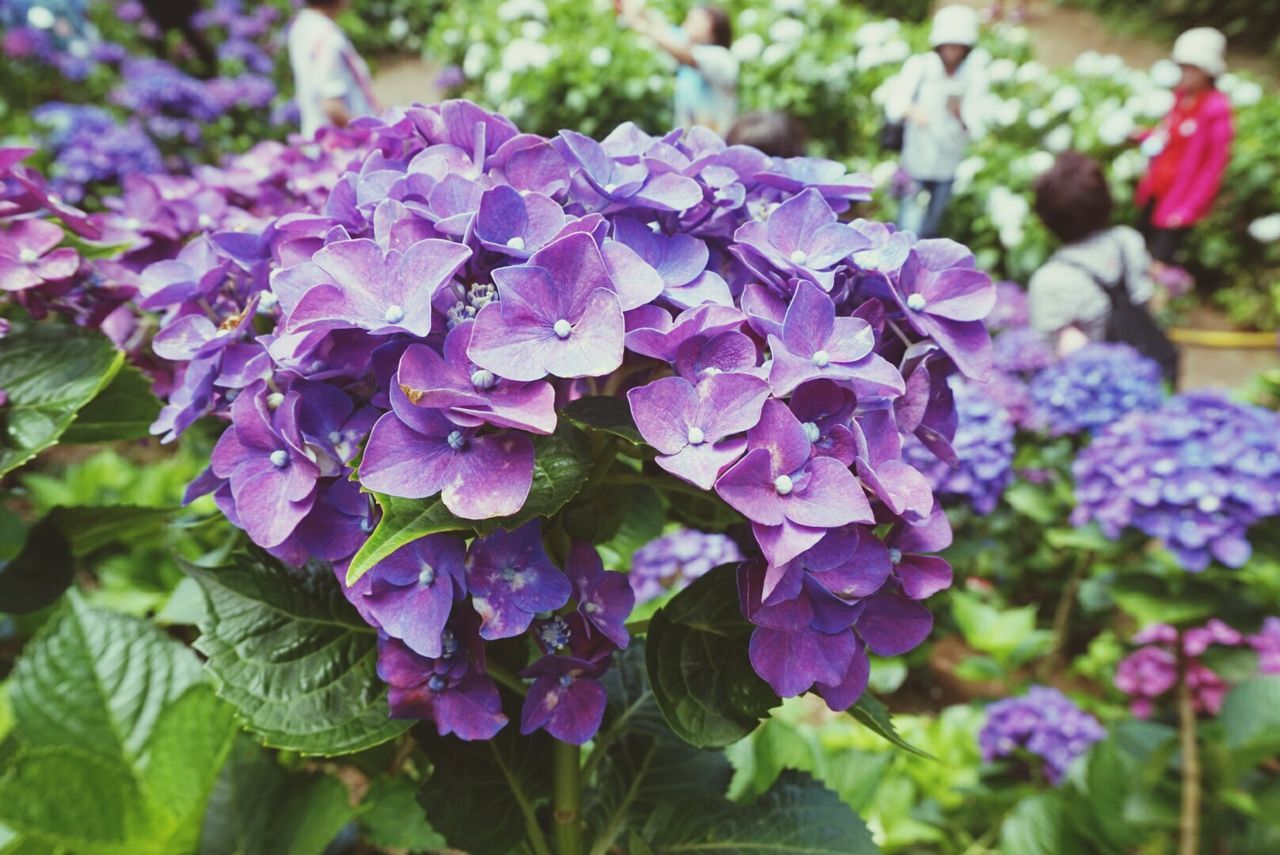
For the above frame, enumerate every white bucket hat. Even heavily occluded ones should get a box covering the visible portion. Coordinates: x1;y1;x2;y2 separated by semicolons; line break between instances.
930;5;980;48
1172;27;1227;77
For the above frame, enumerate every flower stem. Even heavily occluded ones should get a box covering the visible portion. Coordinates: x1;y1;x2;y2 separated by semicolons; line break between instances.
552;739;584;855
486;659;528;697
1176;630;1201;855
1040;551;1093;679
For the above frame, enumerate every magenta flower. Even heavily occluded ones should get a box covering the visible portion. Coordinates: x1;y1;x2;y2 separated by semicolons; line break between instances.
628;373;771;490
472;185;566;259
885;510;954;600
519;654;609;745
0;219;80;292
733;189;869;290
565;540;633;649
377;633;507;740
716;399;873;565
893;244;995;380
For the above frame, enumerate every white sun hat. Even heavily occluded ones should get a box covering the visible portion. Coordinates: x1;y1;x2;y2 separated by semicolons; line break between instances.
929;5;980;48
1172;27;1227;77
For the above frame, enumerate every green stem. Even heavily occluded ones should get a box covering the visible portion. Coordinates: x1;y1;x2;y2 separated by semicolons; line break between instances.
1176;631;1201;855
486;659;528;697
553;739;584;855
586;437;620;489
1039;551;1093;680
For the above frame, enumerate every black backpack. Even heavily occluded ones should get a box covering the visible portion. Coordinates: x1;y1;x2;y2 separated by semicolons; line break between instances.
1064;249;1180;385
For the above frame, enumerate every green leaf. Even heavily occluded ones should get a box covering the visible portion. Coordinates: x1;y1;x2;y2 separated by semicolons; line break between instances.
1109;575;1217;626
645;564;777;748
185;550;410;755
56;505;175;556
1000;793;1089;855
60;364;160;444
0;324;123;476
642;771;880;854
1003;482;1063;524
418;721;553;855
198;735;357;855
0;515;73;613
1221;676;1280;765
847;695;935;760
597;486;666;571
358;776;445;851
562;395;644;444
347;424;592;583
345;492;468;584
0;595;236;854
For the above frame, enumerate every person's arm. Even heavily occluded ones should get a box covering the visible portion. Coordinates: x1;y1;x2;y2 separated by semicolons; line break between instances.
615;0;696;66
884;56;924;124
321;97;352;128
312;31;354;128
1164;107;1234;227
958;64;988;139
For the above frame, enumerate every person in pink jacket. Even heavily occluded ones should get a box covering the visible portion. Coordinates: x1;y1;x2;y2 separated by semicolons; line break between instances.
1135;28;1235;264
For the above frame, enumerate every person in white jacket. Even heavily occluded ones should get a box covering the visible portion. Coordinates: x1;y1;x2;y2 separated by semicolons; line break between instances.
884;6;988;239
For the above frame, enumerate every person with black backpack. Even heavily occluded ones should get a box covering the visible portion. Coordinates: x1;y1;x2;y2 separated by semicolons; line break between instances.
1028;151;1180;384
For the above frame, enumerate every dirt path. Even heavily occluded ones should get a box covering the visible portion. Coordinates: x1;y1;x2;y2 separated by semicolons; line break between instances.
370;55;441;110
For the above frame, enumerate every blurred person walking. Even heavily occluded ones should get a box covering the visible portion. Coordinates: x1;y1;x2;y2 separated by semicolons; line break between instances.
1134;28;1234;265
882;5;988;239
288;0;378;138
615;0;738;135
1029;151;1178;381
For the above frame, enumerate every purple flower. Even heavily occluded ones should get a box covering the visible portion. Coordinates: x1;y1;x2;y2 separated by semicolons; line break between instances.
360;377;535;520
287;237;472;337
905;377;1014;515
630;529;743;603
0;219;79;292
1032;343;1164;436
209;383;320;548
377;631;507;740
979;686;1105;784
519;654;609;744
767;281;904;398
467;233;626;381
396;327;557;435
611;216;730;308
893;244;996;380
473;185;566;259
733;189;869;290
464;521;572;640
885;510;954;600
363;536;468;658
565;541;633;648
628;373;771;490
716;399;873;565
1072;391;1280;571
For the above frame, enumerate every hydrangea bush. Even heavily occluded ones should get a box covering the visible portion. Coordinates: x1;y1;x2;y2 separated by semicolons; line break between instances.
978;685;1106;784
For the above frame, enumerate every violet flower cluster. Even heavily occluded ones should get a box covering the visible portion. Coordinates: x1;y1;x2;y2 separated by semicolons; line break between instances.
978;685;1106;784
32;103;164;202
904;376;1014;514
1031;343;1165;436
1114;619;1280;718
122;100;996;740
1072;391;1280;571
629;528;743;603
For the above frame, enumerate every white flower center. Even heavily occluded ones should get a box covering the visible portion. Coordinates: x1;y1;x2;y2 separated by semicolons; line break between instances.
19;249;39;264
802;422;821;443
812;349;830;368
198;214;214;228
447;430;466;451
269;449;289;467
471;369;497;390
418;564;436;586
553;318;572;338
506;236;525;251
1197;495;1221;513
789;249;808;265
888;548;903;565
124;217;141;230
603;182;618;194
906;293;927;311
327;430;342;444
383;304;405;324
266;392;284;410
774;475;794;495
687;427;706;445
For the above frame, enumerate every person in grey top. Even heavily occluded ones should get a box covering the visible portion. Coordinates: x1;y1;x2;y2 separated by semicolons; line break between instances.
1028;152;1156;355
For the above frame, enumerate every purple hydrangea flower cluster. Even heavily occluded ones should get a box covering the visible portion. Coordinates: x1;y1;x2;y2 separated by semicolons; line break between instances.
1072;391;1280;571
629;529;744;603
32;103;164;202
1031;343;1165;436
978;686;1106;784
986;281;1031;333
904;376;1014;514
1114;619;1278;718
122;100;997;739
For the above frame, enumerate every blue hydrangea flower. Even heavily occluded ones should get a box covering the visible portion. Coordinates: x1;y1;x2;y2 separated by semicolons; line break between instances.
904;377;1014;514
1031;343;1165;436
